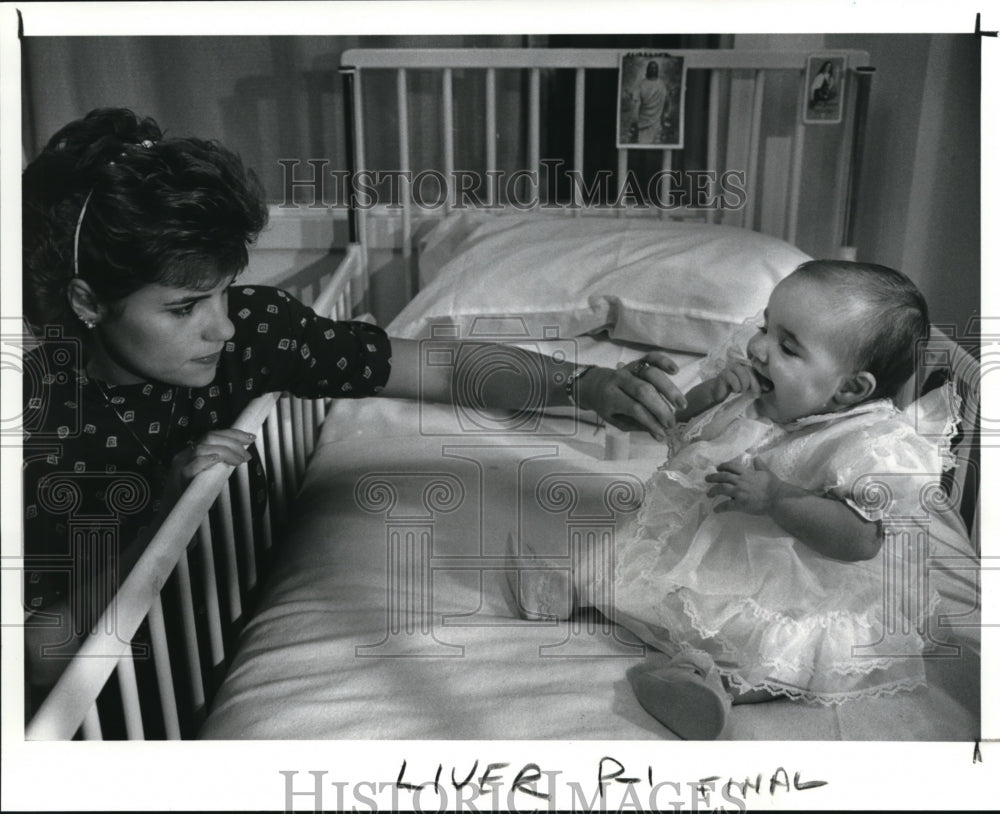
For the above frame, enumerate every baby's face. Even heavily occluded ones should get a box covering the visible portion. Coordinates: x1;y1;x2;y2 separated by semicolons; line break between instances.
746;276;858;423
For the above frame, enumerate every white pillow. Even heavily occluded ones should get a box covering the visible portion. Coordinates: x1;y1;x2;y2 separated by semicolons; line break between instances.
391;213;810;355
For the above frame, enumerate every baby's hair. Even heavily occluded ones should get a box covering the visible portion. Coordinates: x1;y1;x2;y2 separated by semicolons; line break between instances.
791;260;929;400
23;107;268;333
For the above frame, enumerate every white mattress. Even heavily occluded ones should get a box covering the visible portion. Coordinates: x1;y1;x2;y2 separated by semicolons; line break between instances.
200;360;980;740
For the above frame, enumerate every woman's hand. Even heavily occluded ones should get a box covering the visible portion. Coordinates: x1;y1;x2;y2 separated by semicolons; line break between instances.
577;352;687;442
705;456;783;515
165;429;256;504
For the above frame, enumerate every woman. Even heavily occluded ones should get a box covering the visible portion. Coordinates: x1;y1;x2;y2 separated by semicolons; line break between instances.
809;60;837;106
22;108;685;693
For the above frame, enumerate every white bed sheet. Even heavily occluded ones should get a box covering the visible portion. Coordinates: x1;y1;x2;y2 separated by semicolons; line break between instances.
201;354;980;740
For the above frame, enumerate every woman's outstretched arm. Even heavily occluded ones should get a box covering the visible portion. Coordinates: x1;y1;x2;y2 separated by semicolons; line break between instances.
381;338;687;442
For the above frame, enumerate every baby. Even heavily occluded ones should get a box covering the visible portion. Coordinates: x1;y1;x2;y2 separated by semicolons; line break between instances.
516;260;969;739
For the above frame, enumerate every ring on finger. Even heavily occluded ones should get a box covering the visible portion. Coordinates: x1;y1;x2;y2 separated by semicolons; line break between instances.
631;360;651;376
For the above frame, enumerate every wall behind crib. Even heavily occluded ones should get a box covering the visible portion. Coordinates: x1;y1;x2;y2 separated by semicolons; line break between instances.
20;33;980;333
825;33;980;336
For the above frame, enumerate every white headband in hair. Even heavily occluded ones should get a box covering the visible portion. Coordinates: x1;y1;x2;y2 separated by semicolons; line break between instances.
71;140;155;277
72;190;94;278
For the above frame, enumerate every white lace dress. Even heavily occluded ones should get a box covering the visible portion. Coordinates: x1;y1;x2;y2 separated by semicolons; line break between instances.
596;381;967;704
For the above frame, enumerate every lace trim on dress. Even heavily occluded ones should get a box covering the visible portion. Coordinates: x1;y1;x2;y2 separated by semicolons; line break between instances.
663;585;940;678
719;670;928;706
616;602;931;706
901;380;963;472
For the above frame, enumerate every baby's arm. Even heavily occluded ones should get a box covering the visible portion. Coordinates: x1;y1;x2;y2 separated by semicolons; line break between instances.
705;458;883;562
674;360;758;423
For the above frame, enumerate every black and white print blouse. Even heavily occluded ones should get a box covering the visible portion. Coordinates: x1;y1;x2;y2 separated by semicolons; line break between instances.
22;285;392;611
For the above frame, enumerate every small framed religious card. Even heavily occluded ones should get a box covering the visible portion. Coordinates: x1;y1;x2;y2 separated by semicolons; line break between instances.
617;52;686;149
803;53;847;125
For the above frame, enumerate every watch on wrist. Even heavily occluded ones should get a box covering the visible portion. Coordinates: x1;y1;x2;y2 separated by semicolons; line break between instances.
565;364;596;407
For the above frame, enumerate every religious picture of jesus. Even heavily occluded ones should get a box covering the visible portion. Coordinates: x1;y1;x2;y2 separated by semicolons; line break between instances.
617;52;686;149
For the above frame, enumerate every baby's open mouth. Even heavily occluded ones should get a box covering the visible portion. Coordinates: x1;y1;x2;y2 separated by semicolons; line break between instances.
752;368;774;393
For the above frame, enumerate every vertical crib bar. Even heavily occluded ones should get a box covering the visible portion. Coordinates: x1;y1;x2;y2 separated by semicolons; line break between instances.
147;595;182;740
706;69;721;224
263;408;287;531
174;549;206;713
841;67;875;255
81;704;102;740
197;519;225;668
529;68;540;207
259;496;274;556
353;69;368;263
573;68;585;211
742;70;766;231
278;396;297;497
314;396;326;428
397;68;413;281
235;463;258;591
344;277;355;317
485;67;497;206
340;66;359;246
302;396;316;457
292;398;307;481
616;149;628;216
442;68;454;213
786;69;807;245
215;486;243;624
970;493;981;552
658;150;673;218
833;67;859;259
117;655;144;740
253;435;275;553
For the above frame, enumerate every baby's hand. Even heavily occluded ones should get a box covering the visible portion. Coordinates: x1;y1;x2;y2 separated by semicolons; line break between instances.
708;360;759;404
705;456;780;515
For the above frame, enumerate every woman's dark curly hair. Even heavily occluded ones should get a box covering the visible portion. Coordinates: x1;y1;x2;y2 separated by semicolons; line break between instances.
23;107;269;333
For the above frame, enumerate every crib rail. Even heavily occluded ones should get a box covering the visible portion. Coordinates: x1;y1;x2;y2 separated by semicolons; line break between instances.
24;245;367;741
907;325;982;546
340;47;872;264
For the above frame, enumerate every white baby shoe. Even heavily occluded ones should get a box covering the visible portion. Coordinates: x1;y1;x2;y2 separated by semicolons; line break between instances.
628;649;732;739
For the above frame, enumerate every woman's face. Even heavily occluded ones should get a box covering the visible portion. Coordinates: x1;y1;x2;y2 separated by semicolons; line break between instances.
89;274;236;387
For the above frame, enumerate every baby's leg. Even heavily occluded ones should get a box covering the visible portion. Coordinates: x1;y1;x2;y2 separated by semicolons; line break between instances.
728;686;781;705
570;533;617;610
509;566;574;620
508;532;614;620
719;674;782;704
505;532;575;620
